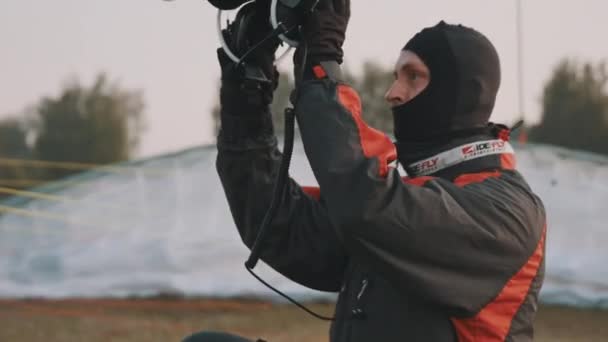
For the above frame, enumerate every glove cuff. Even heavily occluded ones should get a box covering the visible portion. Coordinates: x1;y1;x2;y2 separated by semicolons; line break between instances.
295;60;343;84
221;80;274;113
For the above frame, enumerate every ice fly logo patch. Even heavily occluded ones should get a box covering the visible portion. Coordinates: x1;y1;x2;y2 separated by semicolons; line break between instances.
462;141;506;158
407;139;513;176
462;145;474;155
410;157;439;174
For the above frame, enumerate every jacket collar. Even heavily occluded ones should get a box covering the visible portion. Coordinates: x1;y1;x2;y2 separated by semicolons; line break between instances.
402;134;516;180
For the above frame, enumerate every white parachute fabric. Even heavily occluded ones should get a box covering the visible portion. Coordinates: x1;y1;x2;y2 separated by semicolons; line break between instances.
0;142;607;308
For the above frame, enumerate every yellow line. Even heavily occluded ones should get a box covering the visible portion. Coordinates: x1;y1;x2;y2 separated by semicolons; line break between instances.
0;179;46;187
0;157;114;170
0;205;102;229
37;176;113;189
0;187;71;202
0;158;169;176
0;186;142;215
0;177;101;189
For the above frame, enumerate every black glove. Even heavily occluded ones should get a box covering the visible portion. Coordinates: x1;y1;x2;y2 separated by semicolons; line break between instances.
218;49;279;115
218;1;281;115
294;0;350;76
217;2;282;145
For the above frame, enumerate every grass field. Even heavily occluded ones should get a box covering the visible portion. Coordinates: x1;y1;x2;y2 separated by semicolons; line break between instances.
1;298;607;342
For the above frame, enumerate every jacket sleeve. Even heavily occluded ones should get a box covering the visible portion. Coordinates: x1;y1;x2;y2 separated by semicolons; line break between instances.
216;110;348;292
293;80;546;315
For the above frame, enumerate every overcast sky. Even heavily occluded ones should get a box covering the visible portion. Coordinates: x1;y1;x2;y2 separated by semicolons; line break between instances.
1;0;606;157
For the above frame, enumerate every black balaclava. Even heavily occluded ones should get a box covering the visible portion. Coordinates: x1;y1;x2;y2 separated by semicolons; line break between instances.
393;21;501;164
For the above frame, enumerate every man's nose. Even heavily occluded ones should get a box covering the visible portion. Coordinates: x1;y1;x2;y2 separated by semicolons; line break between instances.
385;82;407;107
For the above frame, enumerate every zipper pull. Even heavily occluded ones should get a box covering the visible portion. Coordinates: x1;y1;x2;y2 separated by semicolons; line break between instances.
357;279;368;300
350;278;369;320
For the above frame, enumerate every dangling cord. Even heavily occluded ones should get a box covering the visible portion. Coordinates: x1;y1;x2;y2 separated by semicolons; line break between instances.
244;41;334;321
246;255;334;321
244;105;296;270
246;40;308;269
236;22;292;69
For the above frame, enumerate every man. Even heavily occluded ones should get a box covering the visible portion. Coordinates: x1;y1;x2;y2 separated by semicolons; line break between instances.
186;0;546;341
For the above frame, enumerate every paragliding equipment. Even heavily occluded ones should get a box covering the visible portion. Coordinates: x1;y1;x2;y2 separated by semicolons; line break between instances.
207;0;320;64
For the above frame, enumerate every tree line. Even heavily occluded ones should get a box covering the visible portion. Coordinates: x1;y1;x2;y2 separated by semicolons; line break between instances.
0;74;144;194
529;60;608;155
1;57;607;195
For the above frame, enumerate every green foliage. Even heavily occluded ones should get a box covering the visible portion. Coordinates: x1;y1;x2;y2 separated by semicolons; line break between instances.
31;74;145;179
0;118;32;189
530;59;608;155
211;61;395;136
0;118;30;160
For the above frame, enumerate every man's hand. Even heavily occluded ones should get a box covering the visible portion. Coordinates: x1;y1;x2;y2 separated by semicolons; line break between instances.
294;0;350;73
218;1;281;115
218;48;278;115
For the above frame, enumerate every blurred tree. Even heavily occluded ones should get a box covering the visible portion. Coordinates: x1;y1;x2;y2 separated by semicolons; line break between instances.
32;73;145;179
530;59;608;155
211;61;395;136
0;117;32;190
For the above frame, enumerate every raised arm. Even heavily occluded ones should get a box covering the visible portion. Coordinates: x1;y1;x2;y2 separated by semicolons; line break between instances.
214;8;347;291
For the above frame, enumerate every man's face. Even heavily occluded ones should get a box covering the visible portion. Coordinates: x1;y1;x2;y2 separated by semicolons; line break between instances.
385;50;431;108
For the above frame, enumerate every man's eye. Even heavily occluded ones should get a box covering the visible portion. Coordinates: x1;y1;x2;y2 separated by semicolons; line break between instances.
408;72;418;81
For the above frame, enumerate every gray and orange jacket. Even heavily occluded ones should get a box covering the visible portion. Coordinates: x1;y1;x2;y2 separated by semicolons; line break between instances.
216;78;546;342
